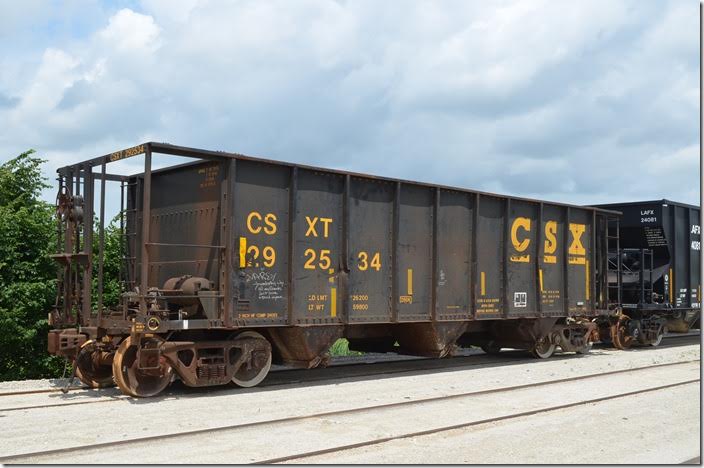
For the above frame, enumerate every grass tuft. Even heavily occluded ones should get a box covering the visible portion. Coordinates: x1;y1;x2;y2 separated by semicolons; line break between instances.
328;338;363;356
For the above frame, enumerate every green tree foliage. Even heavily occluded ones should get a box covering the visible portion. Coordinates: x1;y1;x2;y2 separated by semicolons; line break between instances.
0;150;64;380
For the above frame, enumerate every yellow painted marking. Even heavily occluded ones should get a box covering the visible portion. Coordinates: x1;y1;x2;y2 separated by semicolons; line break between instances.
247;212;262;234
568;223;586;255
511;217;531;252
331;287;337;317
109;144;145;162
585;259;590;301
407;268;413;296
480;271;486;296
510;254;530;263
305;216;318;237
239;237;247;268
669;268;673;303
539;268;544;293
543;255;557;264
544;220;558;254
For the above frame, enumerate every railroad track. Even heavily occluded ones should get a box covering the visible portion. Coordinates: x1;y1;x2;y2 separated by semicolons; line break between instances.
0;332;698;405
0;358;699;464
0;352;537;412
256;377;700;464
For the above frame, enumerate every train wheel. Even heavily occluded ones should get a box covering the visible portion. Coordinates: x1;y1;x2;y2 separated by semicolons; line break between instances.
231;331;272;388
481;342;502;355
611;315;634;350
112;336;173;397
75;340;115;388
530;337;556;359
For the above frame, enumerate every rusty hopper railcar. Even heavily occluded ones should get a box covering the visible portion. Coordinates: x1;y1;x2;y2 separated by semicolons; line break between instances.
48;143;615;397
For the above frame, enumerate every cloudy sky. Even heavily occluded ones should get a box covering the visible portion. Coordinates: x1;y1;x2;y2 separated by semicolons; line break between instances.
0;0;699;211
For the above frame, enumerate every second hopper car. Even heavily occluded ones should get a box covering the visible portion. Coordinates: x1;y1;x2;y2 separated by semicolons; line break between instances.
593;199;701;347
49;142;616;396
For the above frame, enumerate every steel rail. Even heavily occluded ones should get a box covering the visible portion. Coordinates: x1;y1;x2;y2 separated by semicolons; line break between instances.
0;359;699;463
0;353;539;412
0;332;698;401
256;378;700;464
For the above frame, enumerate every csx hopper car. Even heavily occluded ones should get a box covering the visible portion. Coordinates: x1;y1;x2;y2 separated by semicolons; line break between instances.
46;143;698;397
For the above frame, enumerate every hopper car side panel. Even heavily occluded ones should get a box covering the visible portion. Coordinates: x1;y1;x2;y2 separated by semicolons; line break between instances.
475;195;504;319
436;190;473;321
506;200;538;319
128;158;605;325
348;177;394;323
541;204;566;316
233;160;290;326
397;184;433;322
567;208;592;316
292;169;344;325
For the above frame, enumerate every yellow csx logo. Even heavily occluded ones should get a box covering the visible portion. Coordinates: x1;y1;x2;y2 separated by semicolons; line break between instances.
510;217;531;263
246;211;278;235
509;218;586;265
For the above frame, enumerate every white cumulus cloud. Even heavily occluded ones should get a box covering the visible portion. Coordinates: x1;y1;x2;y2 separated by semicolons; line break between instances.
0;0;698;212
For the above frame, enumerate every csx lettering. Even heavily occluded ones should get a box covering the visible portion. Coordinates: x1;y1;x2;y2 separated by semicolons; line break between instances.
247;212;277;235
511;217;531;252
543;221;558;263
568;223;586;256
109;145;144;162
540;221;587;263
305;216;333;238
544;221;558;254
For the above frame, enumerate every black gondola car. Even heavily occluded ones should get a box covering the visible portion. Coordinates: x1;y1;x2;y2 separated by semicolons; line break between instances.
47;143;615;396
593;199;701;346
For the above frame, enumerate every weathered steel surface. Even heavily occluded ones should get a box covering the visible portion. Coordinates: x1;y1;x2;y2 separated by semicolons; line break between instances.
48;142;623;391
120;147;612;327
348;177;394;323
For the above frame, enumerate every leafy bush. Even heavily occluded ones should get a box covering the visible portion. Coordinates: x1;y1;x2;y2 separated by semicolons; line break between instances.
0;151;64;380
